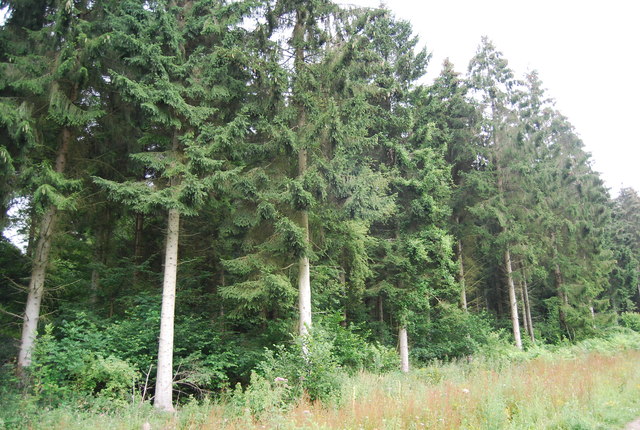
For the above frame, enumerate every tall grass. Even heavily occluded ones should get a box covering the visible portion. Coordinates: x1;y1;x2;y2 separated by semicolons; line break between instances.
7;331;640;429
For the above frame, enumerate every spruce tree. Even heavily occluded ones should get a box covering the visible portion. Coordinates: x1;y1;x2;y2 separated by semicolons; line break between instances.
466;37;524;348
95;0;254;410
1;0;105;370
610;188;640;311
421;59;479;311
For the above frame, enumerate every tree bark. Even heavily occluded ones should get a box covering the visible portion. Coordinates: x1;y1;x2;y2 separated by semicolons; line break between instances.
339;269;347;327
518;279;529;338
17;126;71;370
399;325;409;373
297;143;311;337
551;233;569;336
521;271;535;343
457;239;468;311
504;248;522;349
154;207;180;412
294;7;312;338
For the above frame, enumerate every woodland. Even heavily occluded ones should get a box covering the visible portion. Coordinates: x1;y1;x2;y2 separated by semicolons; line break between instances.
1;0;640;424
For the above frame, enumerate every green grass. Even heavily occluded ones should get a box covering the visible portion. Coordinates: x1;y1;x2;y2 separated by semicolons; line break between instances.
4;330;640;429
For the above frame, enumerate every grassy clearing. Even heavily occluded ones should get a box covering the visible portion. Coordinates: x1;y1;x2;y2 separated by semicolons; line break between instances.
6;332;640;429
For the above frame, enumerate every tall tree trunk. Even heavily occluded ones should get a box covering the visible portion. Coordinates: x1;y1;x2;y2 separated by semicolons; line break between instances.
25;204;38;258
551;233;569;336
399;325;409;373
294;8;312;338
154;207;180;412
457;238;468;311
339;269;347;327
518;279;529;338
504;248;522;349
297;154;311;336
17;127;71;370
521;270;535;343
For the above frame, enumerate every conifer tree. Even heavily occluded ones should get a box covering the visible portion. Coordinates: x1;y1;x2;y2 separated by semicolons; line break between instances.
1;0;105;370
536;113;613;339
220;2;396;340
610;188;640;311
95;0;253;410
467;37;523;348
421;59;479;311
357;9;457;369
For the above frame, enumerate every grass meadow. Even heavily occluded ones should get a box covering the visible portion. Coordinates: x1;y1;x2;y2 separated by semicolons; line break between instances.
8;333;640;430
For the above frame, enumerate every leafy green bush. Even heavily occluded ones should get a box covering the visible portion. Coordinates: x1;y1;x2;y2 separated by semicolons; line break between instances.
29;324;139;406
620;312;640;332
321;314;398;373
76;355;139;401
226;324;349;415
411;305;495;362
26;306;241;406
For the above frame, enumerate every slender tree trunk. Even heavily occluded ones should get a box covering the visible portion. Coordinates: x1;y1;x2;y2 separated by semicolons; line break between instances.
518;279;529;338
18;206;57;369
294;8;312;338
457;238;468;311
521;272;535;343
154;208;180;412
551;233;569;336
339;269;347;327
25;204;38;258
17;127;71;370
555;262;569;335
298;208;311;336
399;325;409;373
504;248;522;349
297;146;311;336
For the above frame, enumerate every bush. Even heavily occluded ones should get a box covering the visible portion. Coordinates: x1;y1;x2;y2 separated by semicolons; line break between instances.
76;355;139;402
411;305;495;363
29;324;140;406
620;312;640;332
322;314;398;373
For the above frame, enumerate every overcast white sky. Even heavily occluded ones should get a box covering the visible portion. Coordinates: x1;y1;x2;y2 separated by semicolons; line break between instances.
341;0;640;197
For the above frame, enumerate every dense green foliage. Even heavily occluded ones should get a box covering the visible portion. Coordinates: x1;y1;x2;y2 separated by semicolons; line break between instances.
0;0;638;415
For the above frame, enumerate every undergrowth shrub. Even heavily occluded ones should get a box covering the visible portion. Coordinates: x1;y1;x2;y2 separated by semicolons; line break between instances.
30;324;139;407
323;314;398;373
620;312;640;332
412;306;495;363
258;327;343;404
76;355;139;403
27;306;240;407
226;323;369;420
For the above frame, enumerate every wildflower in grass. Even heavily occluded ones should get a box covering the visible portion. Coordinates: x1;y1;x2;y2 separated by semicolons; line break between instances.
274;377;288;383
